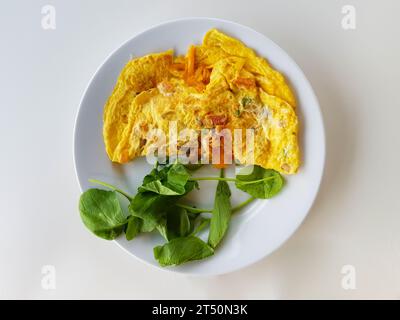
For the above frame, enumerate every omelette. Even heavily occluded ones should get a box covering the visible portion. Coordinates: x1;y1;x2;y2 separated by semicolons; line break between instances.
103;29;300;174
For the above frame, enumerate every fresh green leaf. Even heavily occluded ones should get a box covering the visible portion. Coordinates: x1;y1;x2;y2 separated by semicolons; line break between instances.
130;164;197;233
235;166;284;199
80;162;282;267
155;207;192;241
184;180;199;193
138;163;190;195
125;216;142;240
156;217;169;241
166;207;191;239
208;173;232;248
128;192;174;232
166;163;190;190
142;168;161;185
141;166;170;186
79;189;127;240
138;180;183;195
192;217;210;235
153;236;214;267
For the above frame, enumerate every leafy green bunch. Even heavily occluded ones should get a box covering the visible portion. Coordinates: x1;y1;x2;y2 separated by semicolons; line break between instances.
79;163;284;267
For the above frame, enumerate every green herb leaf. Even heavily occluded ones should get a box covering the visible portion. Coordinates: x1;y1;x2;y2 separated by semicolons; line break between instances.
166;163;190;190
208;171;232;248
166;207;191;239
128;192;174;232
138;180;183;195
142;167;168;185
153;236;214;267
235;166;284;199
138;163;190;195
79;189;127;240
125;216;142;240
131;164;197;233
156;207;192;241
156;217;169;241
184;180;199;193
192;217;210;235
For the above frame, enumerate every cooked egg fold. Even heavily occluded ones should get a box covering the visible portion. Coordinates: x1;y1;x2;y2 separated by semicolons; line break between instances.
103;29;300;174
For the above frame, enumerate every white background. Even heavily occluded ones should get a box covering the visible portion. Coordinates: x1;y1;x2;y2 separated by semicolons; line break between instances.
0;0;399;299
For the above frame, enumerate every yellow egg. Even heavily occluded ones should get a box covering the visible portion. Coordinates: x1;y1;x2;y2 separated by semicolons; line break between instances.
103;29;300;174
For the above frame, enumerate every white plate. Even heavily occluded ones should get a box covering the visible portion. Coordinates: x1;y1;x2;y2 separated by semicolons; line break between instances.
73;17;325;275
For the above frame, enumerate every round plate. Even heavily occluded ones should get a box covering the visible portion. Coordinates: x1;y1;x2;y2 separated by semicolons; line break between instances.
73;17;325;275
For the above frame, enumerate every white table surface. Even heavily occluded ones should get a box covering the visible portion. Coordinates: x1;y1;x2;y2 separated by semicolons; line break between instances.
1;0;399;299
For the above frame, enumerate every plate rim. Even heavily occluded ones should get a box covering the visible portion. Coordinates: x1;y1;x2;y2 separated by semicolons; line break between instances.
73;16;326;276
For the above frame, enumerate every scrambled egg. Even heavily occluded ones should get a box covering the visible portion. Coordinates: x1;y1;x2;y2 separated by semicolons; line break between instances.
103;29;300;174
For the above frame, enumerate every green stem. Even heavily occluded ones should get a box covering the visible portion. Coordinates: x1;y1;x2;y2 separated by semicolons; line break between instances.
189;177;238;182
232;197;256;213
189;176;275;185
176;196;255;215
88;179;133;201
176;203;212;214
